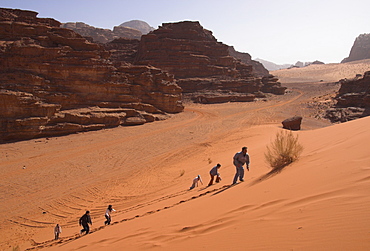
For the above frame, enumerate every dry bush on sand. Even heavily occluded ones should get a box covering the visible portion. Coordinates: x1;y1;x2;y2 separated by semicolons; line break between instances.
265;130;303;171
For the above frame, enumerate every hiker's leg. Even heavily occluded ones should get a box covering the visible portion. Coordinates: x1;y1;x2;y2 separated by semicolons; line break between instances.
233;166;239;184
239;167;245;181
208;174;214;186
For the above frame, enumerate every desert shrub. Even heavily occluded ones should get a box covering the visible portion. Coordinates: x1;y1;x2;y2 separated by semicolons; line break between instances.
265;130;303;170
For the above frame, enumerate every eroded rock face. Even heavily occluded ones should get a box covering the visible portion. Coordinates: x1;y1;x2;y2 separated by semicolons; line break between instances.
261;74;287;95
134;21;285;102
104;38;140;63
0;8;183;142
341;33;370;63
228;46;269;77
325;71;370;122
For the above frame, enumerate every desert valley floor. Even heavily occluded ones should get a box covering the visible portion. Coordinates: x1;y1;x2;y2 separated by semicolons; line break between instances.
0;60;369;250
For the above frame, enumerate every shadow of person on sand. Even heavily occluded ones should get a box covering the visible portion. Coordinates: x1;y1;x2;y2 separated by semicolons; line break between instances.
212;183;241;196
249;167;285;186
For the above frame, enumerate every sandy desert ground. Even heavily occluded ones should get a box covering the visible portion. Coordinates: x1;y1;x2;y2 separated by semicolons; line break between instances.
0;60;369;250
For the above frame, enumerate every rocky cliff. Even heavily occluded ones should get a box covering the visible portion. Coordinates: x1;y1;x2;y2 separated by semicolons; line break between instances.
61;22;142;43
341;33;370;63
325;71;370;122
0;8;183;142
228;46;269;77
134;21;285;102
105;38;140;63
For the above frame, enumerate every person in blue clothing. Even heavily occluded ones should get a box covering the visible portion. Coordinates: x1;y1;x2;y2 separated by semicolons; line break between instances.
208;163;221;186
232;147;250;184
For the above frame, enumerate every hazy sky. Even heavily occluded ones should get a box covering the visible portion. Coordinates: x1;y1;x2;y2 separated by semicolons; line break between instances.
1;0;369;64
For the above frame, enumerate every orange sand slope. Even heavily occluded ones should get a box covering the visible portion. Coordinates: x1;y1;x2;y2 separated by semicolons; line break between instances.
44;116;370;251
1;60;370;250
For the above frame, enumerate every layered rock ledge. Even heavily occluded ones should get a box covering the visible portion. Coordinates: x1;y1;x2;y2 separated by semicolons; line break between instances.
133;21;286;102
325;71;370;122
0;8;183;142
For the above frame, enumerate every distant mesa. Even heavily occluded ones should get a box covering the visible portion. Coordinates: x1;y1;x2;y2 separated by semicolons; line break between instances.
311;60;325;65
292;60;324;68
255;58;292;71
341;33;370;63
256;59;325;71
61;21;143;43
119;20;155;35
61;20;155;44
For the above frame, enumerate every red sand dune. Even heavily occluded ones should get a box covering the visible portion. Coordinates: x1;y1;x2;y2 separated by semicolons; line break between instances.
0;61;369;250
42;116;370;251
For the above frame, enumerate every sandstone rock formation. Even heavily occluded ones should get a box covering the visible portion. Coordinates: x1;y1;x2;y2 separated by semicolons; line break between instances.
134;21;285;103
0;8;183;142
119;20;155;35
325;71;370;122
61;22;142;43
104;38;140;63
228;46;269;77
282;116;302;130
261;74;287;95
342;33;370;63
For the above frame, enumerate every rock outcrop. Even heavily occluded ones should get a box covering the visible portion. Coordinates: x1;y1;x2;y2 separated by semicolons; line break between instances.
228;46;269;77
261;75;287;95
134;21;286;102
0;8;183;142
119;20;155;35
325;71;370;122
61;22;142;43
341;33;370;63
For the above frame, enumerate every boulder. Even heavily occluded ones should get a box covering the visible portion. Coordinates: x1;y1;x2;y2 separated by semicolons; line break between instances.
282;116;303;130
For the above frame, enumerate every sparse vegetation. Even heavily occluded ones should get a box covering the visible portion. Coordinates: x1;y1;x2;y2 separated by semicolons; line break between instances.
265;130;303;171
208;158;212;164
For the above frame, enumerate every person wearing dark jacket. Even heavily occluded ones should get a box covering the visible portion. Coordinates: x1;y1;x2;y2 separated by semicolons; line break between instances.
233;147;250;184
79;210;92;234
